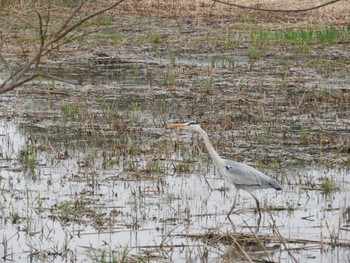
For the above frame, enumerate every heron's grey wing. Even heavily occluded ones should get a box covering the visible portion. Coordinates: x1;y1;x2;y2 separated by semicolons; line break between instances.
222;160;282;191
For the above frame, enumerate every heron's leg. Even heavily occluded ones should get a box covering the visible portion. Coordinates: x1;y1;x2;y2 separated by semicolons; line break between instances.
249;191;262;215
256;212;262;232
227;189;239;217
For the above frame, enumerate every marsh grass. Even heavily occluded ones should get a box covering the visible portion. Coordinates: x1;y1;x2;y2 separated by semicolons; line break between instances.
50;198;88;220
250;26;350;57
170;53;177;68
98;15;112;26
300;123;310;144
210;56;235;69
89;244;132;263
36;75;43;86
222;34;234;49
100;250;116;263
145;159;162;174
60;102;79;119
315;60;334;78
162;53;178;86
317;26;350;44
247;45;260;59
148;32;162;44
99;30;125;45
175;161;192;173
241;15;251;23
222;210;348;262
202;77;214;93
321;176;336;195
164;71;175;86
19;146;37;180
172;142;196;173
251;26;349;45
10;211;21;224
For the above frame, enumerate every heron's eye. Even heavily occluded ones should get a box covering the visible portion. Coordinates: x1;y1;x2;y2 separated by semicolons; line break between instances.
187;121;197;126
226;165;232;170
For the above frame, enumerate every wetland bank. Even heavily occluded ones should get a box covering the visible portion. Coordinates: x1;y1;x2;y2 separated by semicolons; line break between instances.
1;1;350;262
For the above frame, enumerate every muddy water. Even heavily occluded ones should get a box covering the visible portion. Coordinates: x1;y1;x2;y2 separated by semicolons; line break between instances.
1;18;350;263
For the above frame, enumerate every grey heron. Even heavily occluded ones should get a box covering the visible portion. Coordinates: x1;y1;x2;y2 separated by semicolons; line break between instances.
169;121;282;217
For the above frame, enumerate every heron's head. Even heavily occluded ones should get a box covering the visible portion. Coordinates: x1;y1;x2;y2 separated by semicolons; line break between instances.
168;121;201;131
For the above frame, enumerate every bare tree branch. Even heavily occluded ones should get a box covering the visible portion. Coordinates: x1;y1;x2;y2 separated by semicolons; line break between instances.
52;1;85;40
46;29;97;53
0;53;13;79
39;73;79;85
36;11;44;49
0;0;126;94
213;0;342;13
0;75;38;94
51;0;126;45
35;10;44;70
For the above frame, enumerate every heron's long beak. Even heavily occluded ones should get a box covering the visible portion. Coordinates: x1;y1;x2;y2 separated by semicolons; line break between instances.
168;123;187;129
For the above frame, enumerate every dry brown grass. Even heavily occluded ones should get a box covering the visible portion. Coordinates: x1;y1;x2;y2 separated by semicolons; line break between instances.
114;0;350;25
2;0;349;27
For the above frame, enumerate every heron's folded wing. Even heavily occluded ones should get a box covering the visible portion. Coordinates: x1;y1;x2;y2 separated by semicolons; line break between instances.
222;160;281;190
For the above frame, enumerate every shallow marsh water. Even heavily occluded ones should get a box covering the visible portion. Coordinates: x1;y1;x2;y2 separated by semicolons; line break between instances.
1;88;350;263
1;13;350;263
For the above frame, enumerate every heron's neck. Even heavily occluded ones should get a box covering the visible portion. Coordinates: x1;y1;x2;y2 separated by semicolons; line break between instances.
196;127;223;167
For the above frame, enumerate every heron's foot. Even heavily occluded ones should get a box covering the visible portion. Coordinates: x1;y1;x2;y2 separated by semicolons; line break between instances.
253;203;262;213
226;209;240;218
254;207;262;213
227;214;236;227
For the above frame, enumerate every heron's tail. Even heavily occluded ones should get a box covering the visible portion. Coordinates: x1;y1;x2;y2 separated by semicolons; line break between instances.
269;179;282;190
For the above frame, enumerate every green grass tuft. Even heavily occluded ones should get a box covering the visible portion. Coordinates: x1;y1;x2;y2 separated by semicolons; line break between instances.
19;146;37;180
321;176;336;195
60;102;79;119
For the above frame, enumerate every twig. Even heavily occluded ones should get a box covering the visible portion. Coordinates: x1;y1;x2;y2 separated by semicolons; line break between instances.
231;237;254;263
176;232;350;248
212;0;342;13
243;219;273;262
39;73;79;85
269;212;298;263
